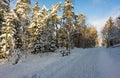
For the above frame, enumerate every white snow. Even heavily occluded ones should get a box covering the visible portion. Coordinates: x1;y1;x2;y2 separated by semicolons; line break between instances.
0;47;120;78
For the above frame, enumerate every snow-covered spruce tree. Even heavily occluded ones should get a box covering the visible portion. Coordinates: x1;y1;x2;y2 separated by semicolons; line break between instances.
46;2;61;51
29;2;46;54
73;14;86;48
114;16;120;44
30;5;49;54
31;3;62;54
0;11;16;59
116;16;120;28
28;2;40;48
62;0;75;50
0;0;10;36
102;17;115;47
0;0;11;59
14;0;31;57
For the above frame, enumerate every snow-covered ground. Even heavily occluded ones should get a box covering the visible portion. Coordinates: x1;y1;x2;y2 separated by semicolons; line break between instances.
0;47;120;78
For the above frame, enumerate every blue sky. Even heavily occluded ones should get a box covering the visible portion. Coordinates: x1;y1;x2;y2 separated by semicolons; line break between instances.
11;0;120;33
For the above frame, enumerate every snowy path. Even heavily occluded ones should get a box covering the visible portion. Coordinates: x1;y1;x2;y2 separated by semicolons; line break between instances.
40;48;101;78
0;47;120;78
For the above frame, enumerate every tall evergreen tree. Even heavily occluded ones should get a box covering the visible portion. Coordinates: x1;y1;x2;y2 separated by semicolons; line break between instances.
28;2;40;47
14;0;31;57
47;2;61;50
0;0;10;35
62;0;75;50
102;17;114;47
0;0;12;59
0;11;16;59
73;14;86;47
31;3;61;53
29;2;46;53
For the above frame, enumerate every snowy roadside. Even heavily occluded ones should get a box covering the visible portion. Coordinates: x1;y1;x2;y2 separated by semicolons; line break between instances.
111;44;120;48
0;48;84;78
0;51;62;78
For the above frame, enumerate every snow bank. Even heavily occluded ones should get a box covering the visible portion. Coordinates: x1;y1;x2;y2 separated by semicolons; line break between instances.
112;44;120;48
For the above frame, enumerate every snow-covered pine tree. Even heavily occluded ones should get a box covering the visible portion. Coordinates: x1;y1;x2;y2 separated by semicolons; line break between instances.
62;0;75;50
0;0;11;59
0;0;10;36
30;5;49;54
102;17;115;47
73;14;86;47
116;16;120;28
46;2;61;51
115;16;120;40
110;16;120;45
14;0;31;57
28;2;46;54
31;3;62;54
28;2;40;47
0;11;16;59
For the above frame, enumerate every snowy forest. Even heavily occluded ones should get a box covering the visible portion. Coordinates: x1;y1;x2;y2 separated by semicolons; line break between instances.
0;0;120;64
